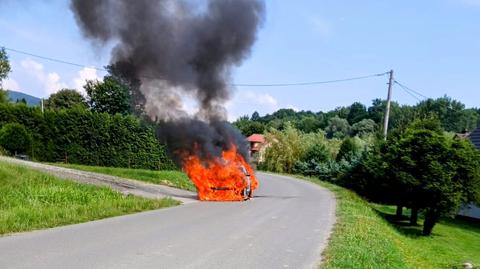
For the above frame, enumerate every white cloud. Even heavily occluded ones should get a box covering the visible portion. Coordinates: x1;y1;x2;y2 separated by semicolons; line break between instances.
73;67;102;94
243;91;278;107
226;90;279;121
2;78;20;91
18;59;101;96
21;59;68;96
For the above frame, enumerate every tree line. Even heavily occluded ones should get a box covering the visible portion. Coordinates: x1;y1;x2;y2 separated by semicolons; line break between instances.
234;97;480;138
248;98;480;235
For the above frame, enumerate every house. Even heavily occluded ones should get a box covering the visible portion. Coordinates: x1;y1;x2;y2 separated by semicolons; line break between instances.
247;134;266;162
469;126;480;148
457;127;480;219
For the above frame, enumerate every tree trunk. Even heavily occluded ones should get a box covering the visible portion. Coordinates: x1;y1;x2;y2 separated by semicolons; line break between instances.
423;209;439;236
396;205;403;218
410;207;418;225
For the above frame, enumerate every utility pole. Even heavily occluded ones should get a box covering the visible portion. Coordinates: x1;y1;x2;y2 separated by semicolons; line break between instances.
383;69;394;140
41;99;44;114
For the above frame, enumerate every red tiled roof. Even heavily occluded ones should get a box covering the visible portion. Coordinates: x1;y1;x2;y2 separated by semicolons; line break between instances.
247;134;265;143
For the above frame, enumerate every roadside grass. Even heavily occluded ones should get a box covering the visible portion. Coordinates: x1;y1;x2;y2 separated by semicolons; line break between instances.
54;163;195;191
297;176;480;269
0;161;180;235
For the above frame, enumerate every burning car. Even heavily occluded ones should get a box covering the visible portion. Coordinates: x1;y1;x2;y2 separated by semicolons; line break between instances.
183;145;258;201
210;165;252;200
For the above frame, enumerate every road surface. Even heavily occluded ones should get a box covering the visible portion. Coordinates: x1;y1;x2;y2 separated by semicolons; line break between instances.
0;172;336;269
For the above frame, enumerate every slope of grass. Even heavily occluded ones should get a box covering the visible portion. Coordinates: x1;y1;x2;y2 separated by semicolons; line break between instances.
0;161;180;235
298;177;480;269
54;163;195;191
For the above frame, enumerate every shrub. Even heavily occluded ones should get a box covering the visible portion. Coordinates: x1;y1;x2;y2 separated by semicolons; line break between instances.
0;123;31;155
336;137;362;162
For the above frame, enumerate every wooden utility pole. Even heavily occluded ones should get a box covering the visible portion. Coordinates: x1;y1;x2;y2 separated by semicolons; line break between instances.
383;69;394;140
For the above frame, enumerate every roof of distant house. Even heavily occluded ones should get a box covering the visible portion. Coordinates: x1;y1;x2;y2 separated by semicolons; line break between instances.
469;127;480;149
247;134;265;143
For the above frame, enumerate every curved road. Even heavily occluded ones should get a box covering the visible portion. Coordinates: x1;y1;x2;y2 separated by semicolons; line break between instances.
0;172;335;269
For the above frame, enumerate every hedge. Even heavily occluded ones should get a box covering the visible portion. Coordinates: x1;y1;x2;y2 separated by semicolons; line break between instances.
0;103;176;170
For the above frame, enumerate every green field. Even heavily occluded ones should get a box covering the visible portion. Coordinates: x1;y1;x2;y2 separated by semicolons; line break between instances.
0;161;180;235
54;163;195;191
298;178;480;269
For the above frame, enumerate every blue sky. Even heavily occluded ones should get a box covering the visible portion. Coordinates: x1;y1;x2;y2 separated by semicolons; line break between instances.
1;0;480;120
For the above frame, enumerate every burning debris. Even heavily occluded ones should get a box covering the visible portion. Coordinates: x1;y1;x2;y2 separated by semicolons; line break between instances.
70;0;265;200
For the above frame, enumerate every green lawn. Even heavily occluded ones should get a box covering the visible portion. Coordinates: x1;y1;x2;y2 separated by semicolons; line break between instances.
54;163;195;191
0;161;180;235
298;177;480;269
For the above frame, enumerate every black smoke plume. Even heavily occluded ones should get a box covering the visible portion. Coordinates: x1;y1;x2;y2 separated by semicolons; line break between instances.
71;0;264;164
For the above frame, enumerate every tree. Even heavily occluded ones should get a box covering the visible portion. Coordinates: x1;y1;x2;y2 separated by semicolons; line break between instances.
45;89;87;110
261;123;306;173
336;137;362;162
326;116;351;139
105;63;142;114
0;123;31;155
367;98;413;131
332;106;350;119
296;116;322;133
381;121;480;235
293;140;331;176
352;119;377;137
251;111;260;121
84;76;131;115
450;138;480;208
415;96;476;133
0;47;11;83
0;90;8;104
0;48;11;103
347;102;368;125
233;116;265;136
16;98;27;105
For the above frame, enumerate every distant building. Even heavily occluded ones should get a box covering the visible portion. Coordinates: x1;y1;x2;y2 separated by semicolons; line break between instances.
457;127;480;219
469;127;480;148
247;134;266;162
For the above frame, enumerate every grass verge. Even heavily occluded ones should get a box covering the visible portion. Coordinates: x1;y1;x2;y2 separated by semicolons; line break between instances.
54;163;195;191
297;176;480;269
0;161;180;235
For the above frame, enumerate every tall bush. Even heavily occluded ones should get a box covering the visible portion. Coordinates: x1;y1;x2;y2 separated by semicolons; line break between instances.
0;123;31;155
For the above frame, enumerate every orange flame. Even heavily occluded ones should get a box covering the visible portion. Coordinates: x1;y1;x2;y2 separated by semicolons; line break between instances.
183;145;258;201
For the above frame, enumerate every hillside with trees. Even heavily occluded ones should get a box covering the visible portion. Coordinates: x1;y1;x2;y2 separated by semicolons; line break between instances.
234;97;480;138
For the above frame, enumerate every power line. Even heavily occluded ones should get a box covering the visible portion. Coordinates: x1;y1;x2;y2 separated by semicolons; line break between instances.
2;45;388;87
394;80;429;100
3;46;108;72
397;84;422;101
234;72;389;87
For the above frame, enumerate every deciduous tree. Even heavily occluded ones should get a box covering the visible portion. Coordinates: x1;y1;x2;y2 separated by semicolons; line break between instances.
84;76;131;115
45;89;87;110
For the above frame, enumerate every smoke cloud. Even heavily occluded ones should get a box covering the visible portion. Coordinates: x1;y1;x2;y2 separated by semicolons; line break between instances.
70;0;264;164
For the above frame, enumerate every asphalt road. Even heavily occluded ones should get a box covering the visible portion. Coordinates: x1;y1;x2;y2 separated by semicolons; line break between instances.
0;172;335;269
